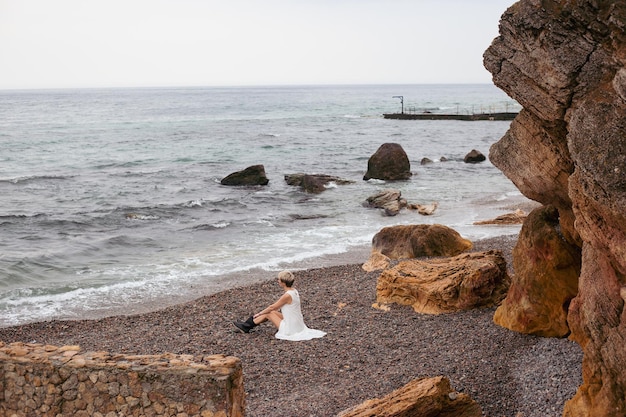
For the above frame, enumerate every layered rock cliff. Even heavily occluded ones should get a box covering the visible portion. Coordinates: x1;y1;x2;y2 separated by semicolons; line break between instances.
484;1;626;416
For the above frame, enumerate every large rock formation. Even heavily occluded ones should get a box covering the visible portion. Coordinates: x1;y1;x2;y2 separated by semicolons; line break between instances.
376;250;510;314
363;143;412;181
484;1;626;415
336;376;481;417
493;205;580;337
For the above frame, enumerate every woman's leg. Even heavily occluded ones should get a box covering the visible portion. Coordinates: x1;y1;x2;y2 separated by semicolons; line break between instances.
255;311;283;328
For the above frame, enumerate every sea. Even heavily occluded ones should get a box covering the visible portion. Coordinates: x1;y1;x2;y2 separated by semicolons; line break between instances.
0;84;528;327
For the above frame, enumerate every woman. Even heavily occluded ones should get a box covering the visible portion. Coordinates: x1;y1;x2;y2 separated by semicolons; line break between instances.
234;271;326;341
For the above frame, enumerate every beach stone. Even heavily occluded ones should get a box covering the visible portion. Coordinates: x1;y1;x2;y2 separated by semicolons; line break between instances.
364;189;406;216
376;250;510;314
284;173;353;193
221;164;269;186
336;376;481;417
363;143;412;181
484;0;626;414
494;206;580;337
463;149;486;163
369;224;472;261
473;208;527;225
407;202;438;215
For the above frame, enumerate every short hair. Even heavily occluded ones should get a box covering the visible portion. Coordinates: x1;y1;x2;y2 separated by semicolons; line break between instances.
278;270;295;287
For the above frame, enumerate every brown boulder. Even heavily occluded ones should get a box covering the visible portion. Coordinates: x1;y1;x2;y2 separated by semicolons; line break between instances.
463;149;486;163
376;250;510;314
336;376;481;417
221;165;269;186
484;0;626;415
363;143;412;181
371;224;472;260
493;205;580;337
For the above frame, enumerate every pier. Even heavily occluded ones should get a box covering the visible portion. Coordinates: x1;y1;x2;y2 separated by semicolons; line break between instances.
384;95;519;121
383;112;518;121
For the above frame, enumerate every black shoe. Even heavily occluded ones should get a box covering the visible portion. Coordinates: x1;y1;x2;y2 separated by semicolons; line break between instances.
233;315;256;333
233;320;251;333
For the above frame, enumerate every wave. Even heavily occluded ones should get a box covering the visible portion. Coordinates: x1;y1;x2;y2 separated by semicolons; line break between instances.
0;175;71;184
190;221;231;231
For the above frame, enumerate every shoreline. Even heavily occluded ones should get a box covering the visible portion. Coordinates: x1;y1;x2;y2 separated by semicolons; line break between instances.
0;234;583;417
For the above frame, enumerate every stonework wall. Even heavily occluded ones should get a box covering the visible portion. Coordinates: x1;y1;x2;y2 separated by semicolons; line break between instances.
0;341;244;417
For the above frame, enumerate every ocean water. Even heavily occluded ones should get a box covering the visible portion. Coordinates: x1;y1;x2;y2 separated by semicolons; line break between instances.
0;84;526;327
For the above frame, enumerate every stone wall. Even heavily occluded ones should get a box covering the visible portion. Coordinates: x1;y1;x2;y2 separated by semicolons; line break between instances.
0;341;244;417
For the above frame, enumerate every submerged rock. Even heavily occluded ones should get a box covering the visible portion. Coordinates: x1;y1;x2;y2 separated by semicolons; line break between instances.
284;173;353;193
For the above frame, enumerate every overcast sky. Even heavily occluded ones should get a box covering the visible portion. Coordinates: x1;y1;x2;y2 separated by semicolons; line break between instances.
0;0;515;89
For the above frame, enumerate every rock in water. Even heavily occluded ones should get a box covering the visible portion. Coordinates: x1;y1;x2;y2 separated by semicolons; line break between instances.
463;149;486;163
221;164;269;186
363;143;412;181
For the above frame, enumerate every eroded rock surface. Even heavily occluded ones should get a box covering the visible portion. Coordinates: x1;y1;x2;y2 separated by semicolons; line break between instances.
376;250;510;314
336;376;482;417
494;205;580;337
484;1;626;415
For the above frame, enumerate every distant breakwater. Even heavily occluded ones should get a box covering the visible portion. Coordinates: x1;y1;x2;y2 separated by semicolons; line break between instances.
383;112;518;121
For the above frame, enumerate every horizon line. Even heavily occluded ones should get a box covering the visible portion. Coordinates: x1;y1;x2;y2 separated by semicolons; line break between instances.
0;81;499;92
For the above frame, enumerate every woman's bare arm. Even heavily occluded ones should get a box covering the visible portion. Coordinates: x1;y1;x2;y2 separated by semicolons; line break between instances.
254;292;292;318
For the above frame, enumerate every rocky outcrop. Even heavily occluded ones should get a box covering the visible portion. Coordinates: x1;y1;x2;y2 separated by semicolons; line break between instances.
484;1;626;415
284;173;354;193
376;250;510;314
363;224;471;271
363;143;412;181
493;205;580;337
336;376;481;417
463;149;486;163
364;189;438;216
221;164;269;186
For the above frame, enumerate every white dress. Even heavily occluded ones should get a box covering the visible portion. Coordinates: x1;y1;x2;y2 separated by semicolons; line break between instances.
275;289;326;341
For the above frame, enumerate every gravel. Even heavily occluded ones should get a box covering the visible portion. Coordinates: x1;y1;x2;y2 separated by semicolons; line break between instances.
0;235;583;417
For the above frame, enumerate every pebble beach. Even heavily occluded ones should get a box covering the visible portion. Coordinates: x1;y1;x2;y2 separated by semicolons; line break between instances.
0;235;583;417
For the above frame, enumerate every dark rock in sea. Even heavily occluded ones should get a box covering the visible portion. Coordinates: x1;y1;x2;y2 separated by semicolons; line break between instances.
463;149;486;163
284;173;353;193
221;165;269;186
363;143;412;181
420;157;433;165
